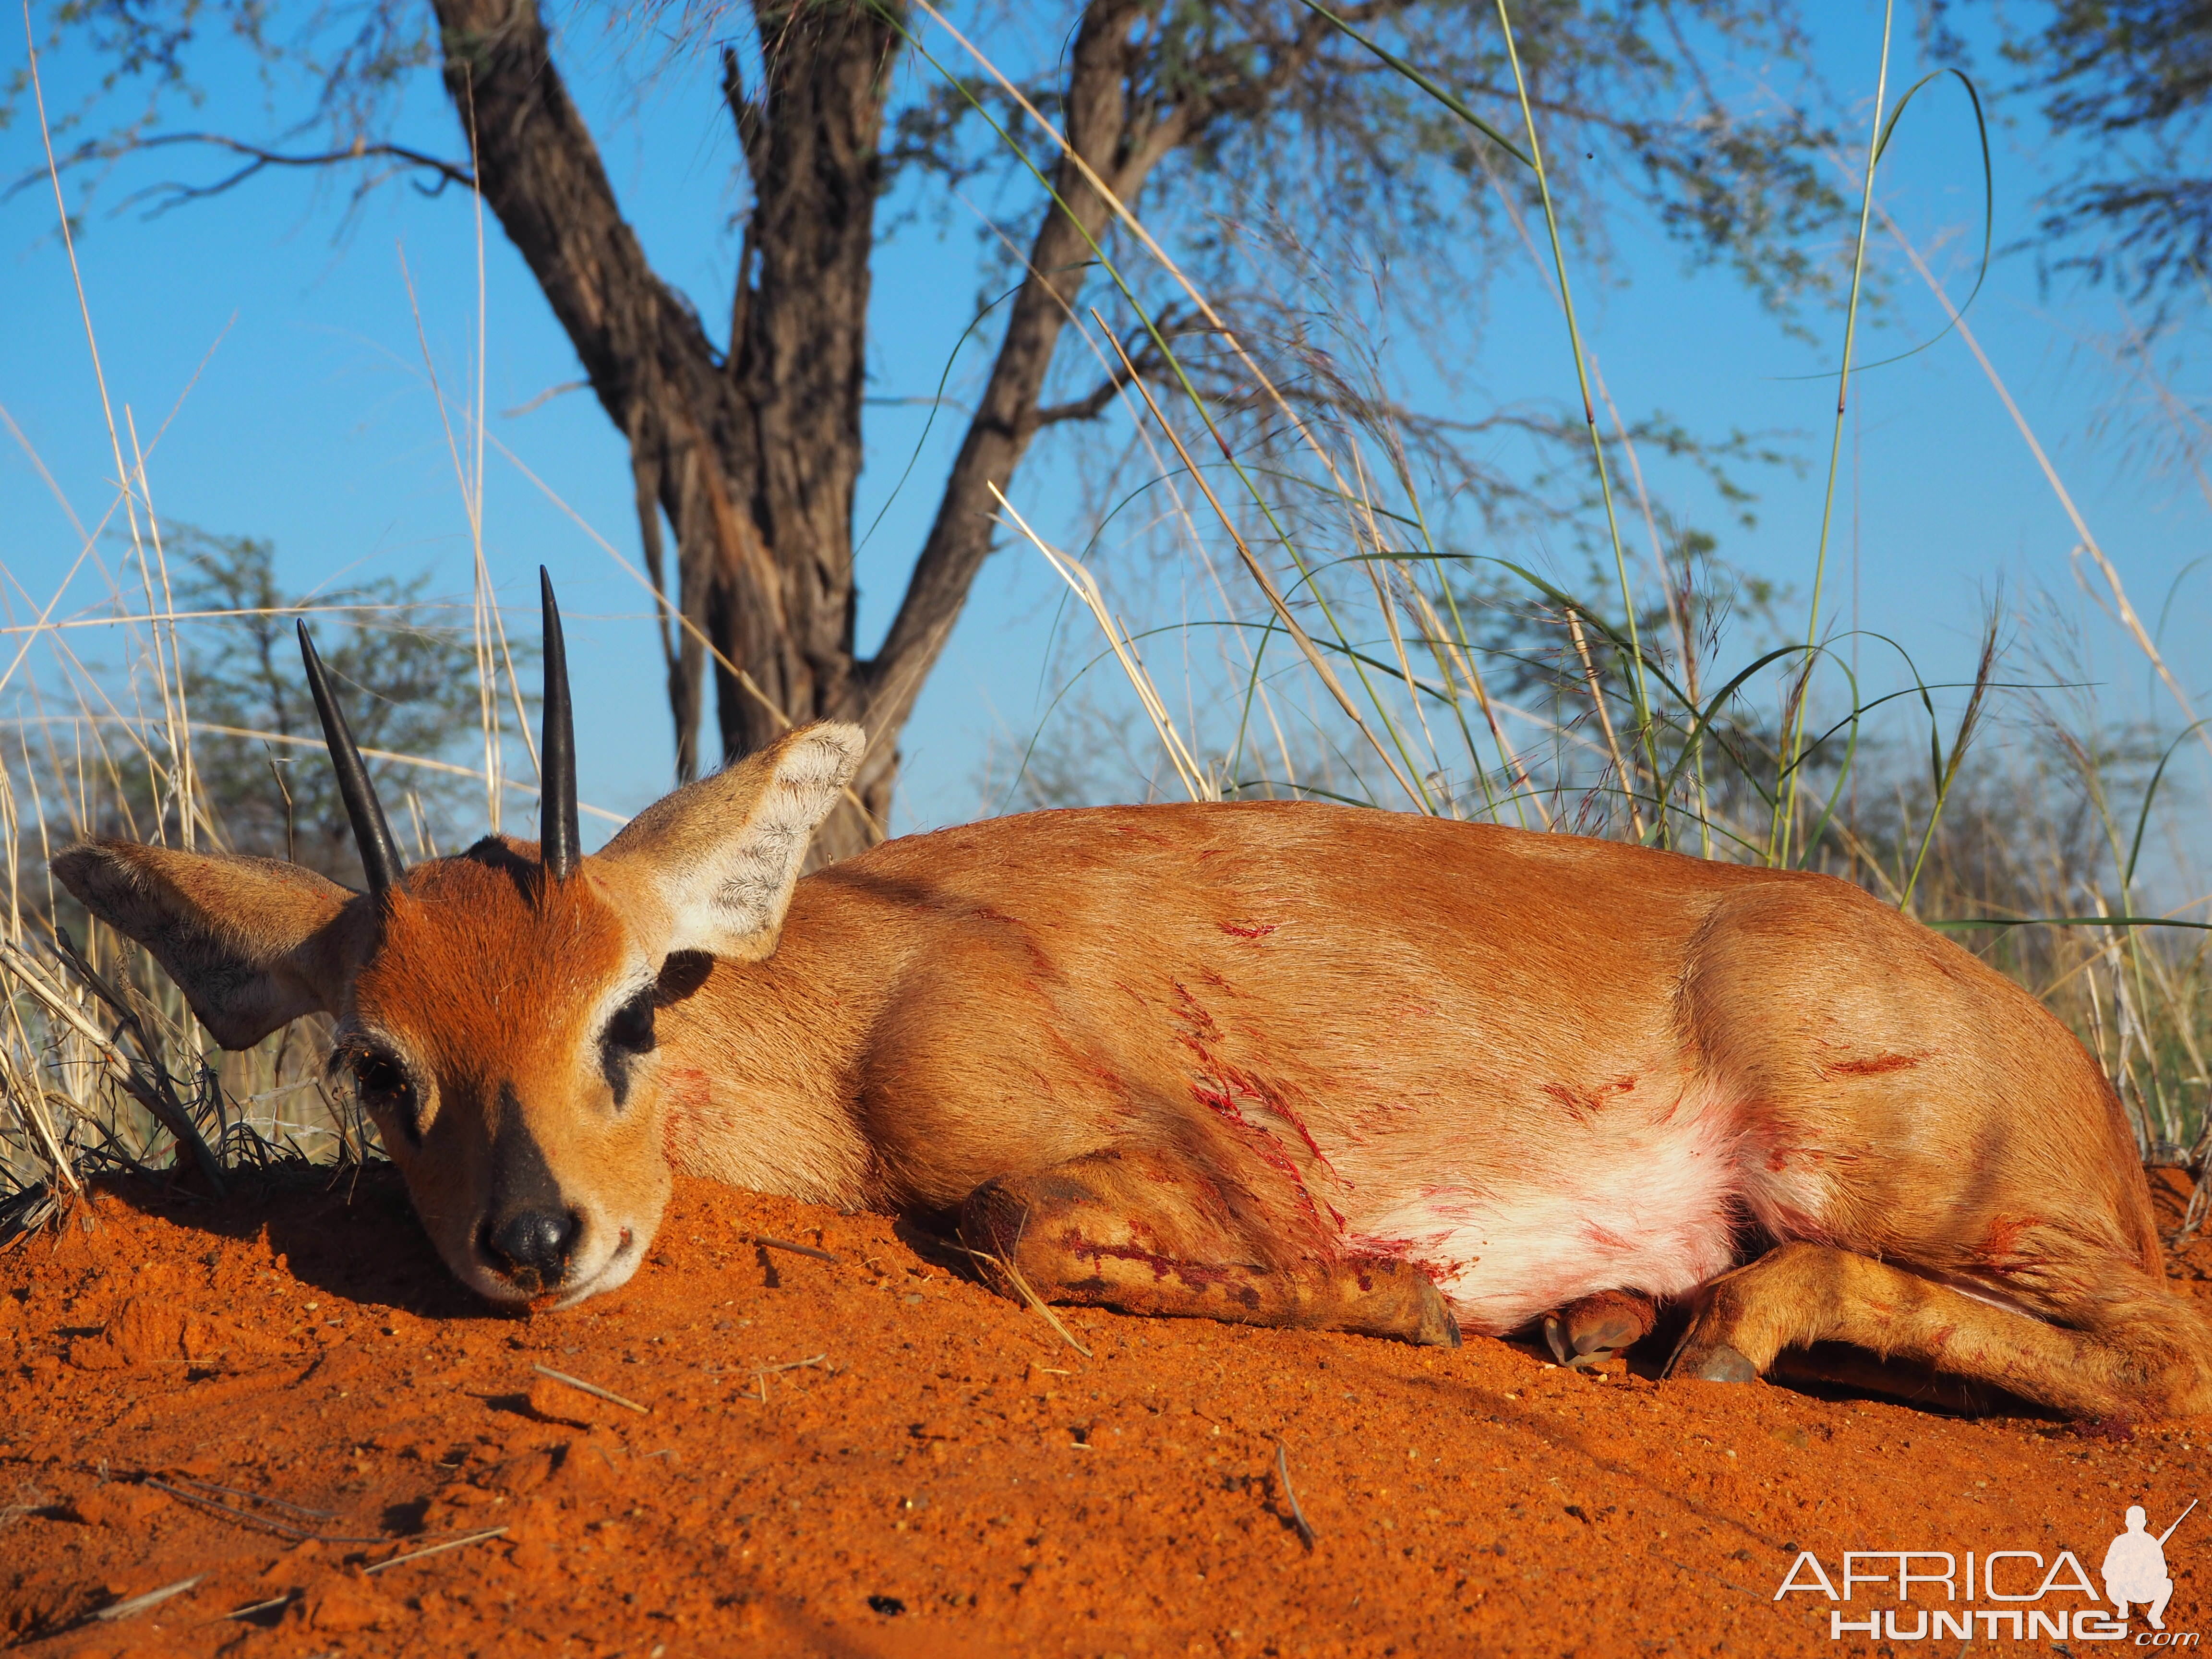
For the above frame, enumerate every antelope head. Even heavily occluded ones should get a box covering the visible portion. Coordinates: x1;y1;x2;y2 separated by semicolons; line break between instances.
53;573;863;1307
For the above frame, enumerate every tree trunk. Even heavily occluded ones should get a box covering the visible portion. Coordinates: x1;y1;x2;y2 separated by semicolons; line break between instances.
715;0;898;859
433;0;1167;863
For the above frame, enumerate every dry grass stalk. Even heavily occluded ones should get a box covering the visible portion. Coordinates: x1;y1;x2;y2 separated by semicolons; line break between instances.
0;939;224;1194
1093;328;1424;805
747;1235;839;1265
530;1363;649;1415
1560;607;1645;841
758;1353;828;1374
93;1575;206;1623
363;1526;510;1574
216;1590;300;1623
994;485;1216;804
1274;1442;1317;1549
962;1245;1093;1359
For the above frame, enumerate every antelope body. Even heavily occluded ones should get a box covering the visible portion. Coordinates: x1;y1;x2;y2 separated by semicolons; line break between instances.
53;580;2212;1419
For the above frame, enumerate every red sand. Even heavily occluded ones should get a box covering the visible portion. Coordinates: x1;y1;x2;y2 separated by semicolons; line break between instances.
4;1166;2212;1657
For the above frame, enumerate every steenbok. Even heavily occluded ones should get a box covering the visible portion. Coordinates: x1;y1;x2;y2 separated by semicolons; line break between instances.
55;576;2212;1418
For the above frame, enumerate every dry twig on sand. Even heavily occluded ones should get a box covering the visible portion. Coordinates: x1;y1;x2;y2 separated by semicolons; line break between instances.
95;1575;206;1622
215;1591;300;1623
760;1353;828;1374
747;1234;840;1264
530;1362;649;1415
1275;1442;1317;1550
142;1479;381;1542
365;1526;510;1574
161;1474;337;1519
962;1245;1093;1359
742;1354;829;1405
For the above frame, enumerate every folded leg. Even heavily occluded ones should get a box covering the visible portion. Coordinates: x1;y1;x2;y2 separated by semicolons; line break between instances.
959;1147;1459;1346
1670;1240;2212;1418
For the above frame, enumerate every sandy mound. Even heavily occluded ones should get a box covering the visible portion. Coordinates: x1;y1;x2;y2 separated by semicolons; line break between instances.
2;1167;2209;1656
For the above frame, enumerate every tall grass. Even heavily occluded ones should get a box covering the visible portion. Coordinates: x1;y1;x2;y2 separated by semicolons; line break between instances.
0;10;571;1227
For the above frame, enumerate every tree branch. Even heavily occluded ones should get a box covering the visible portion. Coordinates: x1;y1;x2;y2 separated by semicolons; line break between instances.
862;0;1158;745
860;3;1382;748
1030;314;1198;429
9;132;475;214
1032;364;1150;429
430;0;721;432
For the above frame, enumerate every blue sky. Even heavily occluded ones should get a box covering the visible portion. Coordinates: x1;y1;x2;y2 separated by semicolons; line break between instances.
3;2;2205;864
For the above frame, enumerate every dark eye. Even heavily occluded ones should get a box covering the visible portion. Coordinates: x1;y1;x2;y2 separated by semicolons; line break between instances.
604;990;656;1057
347;1050;420;1144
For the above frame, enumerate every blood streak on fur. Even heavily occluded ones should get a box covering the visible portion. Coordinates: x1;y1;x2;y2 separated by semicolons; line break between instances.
1217;920;1280;939
1826;1052;1924;1077
1169;981;1223;1044
1058;1232;1254;1301
1542;1082;1599;1121
1184;1065;1340;1248
1346;1224;1467;1288
1176;1010;1338;1174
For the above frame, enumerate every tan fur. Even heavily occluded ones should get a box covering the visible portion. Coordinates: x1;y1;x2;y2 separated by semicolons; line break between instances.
53;721;2212;1416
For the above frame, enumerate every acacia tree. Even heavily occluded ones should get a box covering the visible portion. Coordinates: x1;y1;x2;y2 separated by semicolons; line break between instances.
25;0;1842;859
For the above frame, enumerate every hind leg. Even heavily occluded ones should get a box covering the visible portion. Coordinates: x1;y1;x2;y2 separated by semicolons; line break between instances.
1670;1240;2212;1418
959;1147;1459;1346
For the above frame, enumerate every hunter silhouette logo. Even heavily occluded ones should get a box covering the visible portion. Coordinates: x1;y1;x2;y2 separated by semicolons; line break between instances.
2105;1501;2195;1631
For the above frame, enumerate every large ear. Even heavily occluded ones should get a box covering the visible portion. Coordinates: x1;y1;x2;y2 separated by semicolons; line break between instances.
51;841;373;1049
593;721;864;961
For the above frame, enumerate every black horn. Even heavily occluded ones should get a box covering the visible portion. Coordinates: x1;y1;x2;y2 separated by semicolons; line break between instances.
297;620;405;897
539;567;581;881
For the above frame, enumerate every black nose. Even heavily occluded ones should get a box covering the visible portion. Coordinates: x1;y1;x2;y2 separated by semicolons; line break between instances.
480;1208;580;1286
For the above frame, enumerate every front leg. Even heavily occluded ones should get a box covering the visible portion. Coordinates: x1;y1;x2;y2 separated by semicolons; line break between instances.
958;1148;1459;1347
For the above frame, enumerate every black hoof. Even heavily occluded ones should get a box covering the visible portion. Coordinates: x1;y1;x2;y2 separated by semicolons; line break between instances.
1543;1312;1571;1365
1688;1343;1759;1384
1576;1311;1645;1355
1413;1281;1462;1347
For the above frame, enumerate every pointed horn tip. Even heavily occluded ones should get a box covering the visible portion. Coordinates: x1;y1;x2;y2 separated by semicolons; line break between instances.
296;613;404;898
539;565;579;883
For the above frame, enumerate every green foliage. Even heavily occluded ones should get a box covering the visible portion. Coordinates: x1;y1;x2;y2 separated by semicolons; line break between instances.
26;0;1856;332
163;528;515;881
883;2;1850;322
2002;0;2212;321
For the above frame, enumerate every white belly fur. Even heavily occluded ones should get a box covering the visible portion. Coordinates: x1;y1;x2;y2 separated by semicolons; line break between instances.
1342;1085;1751;1335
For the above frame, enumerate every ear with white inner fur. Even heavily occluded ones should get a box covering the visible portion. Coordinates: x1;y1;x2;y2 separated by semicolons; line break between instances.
594;720;865;960
50;842;374;1048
